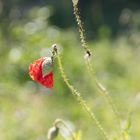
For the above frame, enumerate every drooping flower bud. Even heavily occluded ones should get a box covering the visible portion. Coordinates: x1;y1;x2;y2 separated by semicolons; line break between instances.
47;126;59;140
29;57;53;88
84;50;91;61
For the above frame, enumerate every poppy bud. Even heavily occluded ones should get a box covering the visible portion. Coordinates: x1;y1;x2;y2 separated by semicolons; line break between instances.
29;57;53;88
84;50;91;61
47;126;59;140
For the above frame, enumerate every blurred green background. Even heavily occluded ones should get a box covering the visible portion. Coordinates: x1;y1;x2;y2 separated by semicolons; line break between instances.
0;0;140;140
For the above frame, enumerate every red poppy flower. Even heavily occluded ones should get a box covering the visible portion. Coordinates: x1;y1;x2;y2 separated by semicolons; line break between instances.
29;57;53;88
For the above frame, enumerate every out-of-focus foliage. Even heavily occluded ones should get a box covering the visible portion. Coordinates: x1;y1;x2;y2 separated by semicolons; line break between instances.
0;2;140;140
1;0;140;38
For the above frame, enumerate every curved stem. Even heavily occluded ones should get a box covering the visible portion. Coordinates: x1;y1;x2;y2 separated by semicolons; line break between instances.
57;54;110;140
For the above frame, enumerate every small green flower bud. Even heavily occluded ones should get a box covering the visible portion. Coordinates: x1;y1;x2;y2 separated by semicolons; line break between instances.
47;126;59;140
84;50;91;61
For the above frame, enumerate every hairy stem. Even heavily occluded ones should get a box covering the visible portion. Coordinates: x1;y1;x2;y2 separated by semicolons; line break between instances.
73;4;90;53
73;2;122;136
57;54;110;140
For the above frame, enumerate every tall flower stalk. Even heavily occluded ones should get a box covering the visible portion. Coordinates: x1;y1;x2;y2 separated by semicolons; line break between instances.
53;47;110;140
72;0;122;138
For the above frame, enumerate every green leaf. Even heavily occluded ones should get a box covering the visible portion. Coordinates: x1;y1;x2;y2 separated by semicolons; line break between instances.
123;131;131;140
73;131;82;140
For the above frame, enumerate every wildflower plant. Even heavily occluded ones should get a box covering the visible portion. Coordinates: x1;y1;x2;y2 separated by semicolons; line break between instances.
28;0;133;140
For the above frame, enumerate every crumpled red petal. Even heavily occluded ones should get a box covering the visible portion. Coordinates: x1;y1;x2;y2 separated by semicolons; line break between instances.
29;58;53;88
